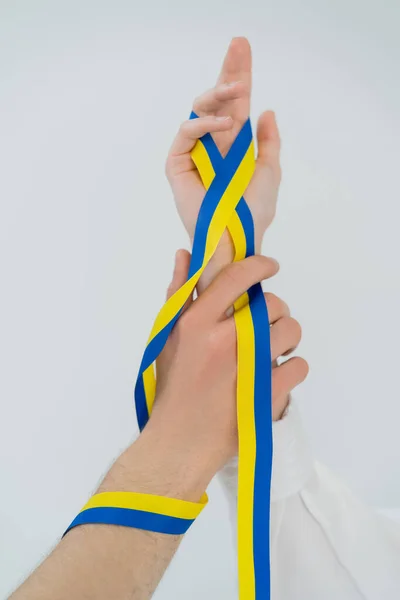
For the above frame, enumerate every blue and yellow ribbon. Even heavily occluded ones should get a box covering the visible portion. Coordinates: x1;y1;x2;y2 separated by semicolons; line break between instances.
65;491;207;536
66;113;273;599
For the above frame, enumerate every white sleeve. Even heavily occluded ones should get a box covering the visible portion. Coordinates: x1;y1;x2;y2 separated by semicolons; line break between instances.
219;403;400;600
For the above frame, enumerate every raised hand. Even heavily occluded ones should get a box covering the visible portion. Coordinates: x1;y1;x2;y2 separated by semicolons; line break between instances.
166;37;281;257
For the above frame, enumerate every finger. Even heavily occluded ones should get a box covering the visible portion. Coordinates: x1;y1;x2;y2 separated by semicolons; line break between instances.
169;116;233;157
225;291;289;322
272;357;309;417
195;255;279;323
193;81;248;115
264;292;290;324
216;37;252;93
215;37;252;125
166;249;193;312
270;317;302;361
256;110;281;172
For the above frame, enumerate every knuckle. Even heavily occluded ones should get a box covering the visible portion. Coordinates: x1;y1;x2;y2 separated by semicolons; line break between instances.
285;317;302;341
223;261;247;286
251;254;269;268
239;255;263;280
265;292;287;313
178;120;191;136
192;94;202;110
289;357;309;383
265;292;278;304
178;121;187;135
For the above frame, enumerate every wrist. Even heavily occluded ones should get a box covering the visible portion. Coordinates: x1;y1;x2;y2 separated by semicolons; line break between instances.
99;425;213;503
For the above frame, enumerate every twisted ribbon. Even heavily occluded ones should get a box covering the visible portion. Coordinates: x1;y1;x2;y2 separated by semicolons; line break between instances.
66;113;273;599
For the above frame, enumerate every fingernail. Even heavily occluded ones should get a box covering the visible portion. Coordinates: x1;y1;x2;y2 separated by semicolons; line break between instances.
215;115;232;121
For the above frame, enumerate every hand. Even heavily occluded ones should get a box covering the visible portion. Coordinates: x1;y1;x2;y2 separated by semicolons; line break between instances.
137;250;309;500
166;37;281;259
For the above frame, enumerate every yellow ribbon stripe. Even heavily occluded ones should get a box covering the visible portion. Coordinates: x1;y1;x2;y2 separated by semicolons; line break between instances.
82;491;208;519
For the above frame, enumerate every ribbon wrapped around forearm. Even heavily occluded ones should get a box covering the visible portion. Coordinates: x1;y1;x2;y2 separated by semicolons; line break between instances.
66;113;273;599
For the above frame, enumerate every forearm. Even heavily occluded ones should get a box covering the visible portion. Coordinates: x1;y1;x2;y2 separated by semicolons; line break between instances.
11;520;178;600
10;253;284;600
10;425;211;600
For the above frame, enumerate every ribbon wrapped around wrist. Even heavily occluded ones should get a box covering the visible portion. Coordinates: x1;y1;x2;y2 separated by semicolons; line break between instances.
66;112;273;599
64;491;208;536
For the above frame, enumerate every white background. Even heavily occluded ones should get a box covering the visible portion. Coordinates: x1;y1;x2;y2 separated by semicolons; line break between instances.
0;0;399;597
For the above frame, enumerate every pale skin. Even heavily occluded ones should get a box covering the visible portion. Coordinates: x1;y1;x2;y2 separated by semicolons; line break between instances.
10;38;308;600
167;36;281;290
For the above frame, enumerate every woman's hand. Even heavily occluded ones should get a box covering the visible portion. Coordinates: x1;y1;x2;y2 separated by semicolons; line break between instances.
166;37;281;263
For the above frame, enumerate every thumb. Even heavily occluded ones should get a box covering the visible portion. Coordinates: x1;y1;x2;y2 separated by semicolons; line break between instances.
166;249;193;311
256;110;281;171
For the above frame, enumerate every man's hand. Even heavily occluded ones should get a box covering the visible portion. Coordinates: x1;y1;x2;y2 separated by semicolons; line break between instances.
149;251;308;496
166;37;281;262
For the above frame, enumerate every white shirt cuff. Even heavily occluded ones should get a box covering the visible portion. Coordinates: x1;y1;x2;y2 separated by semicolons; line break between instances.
271;401;314;501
